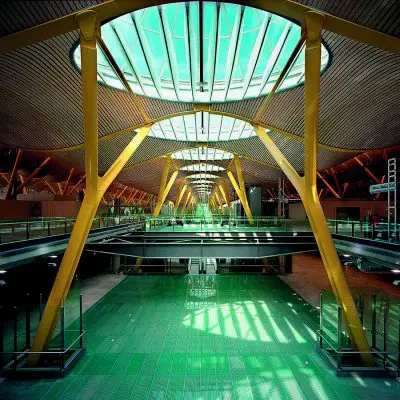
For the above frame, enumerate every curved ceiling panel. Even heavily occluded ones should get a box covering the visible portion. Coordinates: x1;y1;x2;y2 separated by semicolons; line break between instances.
73;1;329;102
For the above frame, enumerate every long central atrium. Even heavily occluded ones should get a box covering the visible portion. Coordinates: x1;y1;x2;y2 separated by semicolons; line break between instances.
0;1;399;399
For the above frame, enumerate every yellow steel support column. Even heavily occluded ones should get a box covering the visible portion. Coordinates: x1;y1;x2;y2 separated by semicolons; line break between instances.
227;159;254;224
253;10;371;363
29;10;151;364
174;181;187;212
214;190;223;214
154;169;178;217
153;156;172;217
219;179;231;212
181;191;192;214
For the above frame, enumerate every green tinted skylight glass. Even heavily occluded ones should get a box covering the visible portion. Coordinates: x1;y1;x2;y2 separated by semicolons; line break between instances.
191;179;215;185
149;112;256;141
73;2;330;102
187;173;219;180
180;163;225;172
172;147;233;161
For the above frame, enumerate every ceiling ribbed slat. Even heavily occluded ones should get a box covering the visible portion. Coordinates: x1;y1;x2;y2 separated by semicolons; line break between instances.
0;1;105;36
294;0;400;38
0;0;399;197
258;31;400;150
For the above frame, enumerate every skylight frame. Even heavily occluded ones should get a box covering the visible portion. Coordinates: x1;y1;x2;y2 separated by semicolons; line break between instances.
172;147;233;161
180;163;226;172
72;1;330;103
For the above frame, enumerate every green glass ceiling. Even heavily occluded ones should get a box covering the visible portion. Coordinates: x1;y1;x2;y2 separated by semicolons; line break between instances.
172;147;233;161
149;112;256;141
180;163;225;172
73;1;330;103
187;173;219;180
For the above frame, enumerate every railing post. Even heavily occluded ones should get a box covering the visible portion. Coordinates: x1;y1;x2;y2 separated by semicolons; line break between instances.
0;305;4;365
39;293;43;320
13;305;18;368
26;222;29;240
372;294;377;349
383;299;389;369
351;221;355;237
60;302;65;371
335;220;338;234
64;217;67;233
79;294;83;349
337;306;342;371
47;221;51;237
319;292;323;349
25;293;31;349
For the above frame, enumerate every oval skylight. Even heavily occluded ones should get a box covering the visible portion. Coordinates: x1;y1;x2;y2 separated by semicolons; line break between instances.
149;112;255;141
172;147;233;161
191;180;215;185
180;163;225;172
187;173;219;180
73;2;330;102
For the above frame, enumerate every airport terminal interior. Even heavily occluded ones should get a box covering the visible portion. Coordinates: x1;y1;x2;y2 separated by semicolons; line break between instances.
0;0;400;399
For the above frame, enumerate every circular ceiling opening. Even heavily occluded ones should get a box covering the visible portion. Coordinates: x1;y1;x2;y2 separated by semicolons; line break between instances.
180;163;225;172
187;173;219;180
172;147;233;161
73;1;330;103
149;112;255;141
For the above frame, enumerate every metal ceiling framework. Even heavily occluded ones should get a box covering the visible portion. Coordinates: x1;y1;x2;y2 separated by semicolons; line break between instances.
1;0;397;363
0;0;399;204
72;2;330;103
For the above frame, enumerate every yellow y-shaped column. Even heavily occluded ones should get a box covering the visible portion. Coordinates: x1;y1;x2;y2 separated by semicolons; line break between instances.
181;191;192;214
214;190;223;214
174;181;187;213
219;180;231;216
29;10;151;362
254;11;371;364
153;156;172;217
227;158;254;224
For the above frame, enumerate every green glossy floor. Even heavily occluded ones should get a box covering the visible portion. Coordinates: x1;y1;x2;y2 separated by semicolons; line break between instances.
1;275;400;399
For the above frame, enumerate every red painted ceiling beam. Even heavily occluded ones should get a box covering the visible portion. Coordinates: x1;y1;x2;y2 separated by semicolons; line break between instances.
5;149;23;200
317;172;340;199
17;156;51;192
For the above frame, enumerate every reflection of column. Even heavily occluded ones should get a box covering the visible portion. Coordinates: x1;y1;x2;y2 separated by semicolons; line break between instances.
278;255;292;274
247;185;263;217
112;254;121;274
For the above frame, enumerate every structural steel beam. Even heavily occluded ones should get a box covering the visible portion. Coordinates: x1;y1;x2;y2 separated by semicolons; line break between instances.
96;33;150;123
44;180;57;195
181;191;192;214
317;171;340;199
230;156;254;224
219;179;231;208
354;157;381;184
153;156;178;217
255;32;305;122
174;182;187;212
67;174;85;196
254;10;371;364
1;0;399;55
5;149;23;200
62;168;75;195
17;157;51;192
29;10;151;364
116;185;128;199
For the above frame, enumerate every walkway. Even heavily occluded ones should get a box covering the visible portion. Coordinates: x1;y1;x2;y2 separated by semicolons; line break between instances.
1;275;400;399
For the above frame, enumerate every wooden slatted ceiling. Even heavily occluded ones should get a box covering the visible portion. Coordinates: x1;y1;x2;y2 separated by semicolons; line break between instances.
1;24;398;152
0;0;399;198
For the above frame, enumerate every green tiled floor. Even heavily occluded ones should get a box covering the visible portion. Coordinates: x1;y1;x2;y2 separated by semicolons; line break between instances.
1;275;400;399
